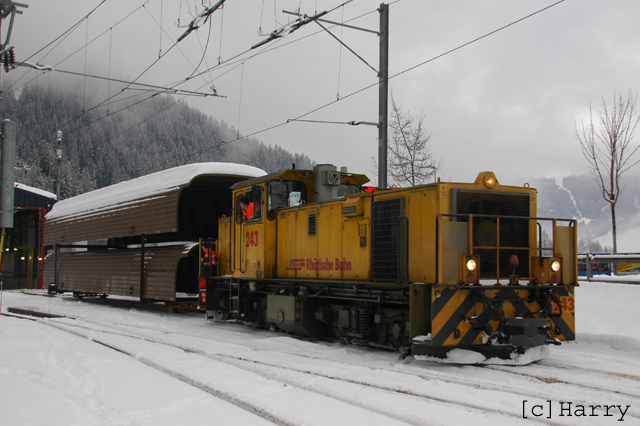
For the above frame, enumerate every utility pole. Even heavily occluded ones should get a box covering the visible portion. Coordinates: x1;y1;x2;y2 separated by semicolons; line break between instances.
276;3;390;188
377;3;389;189
55;130;62;200
0;119;16;228
0;1;28;70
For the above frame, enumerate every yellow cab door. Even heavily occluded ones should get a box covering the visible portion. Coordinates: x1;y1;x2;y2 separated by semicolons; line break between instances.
233;186;265;278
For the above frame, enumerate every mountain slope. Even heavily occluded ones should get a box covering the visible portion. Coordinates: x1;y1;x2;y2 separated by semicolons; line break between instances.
532;174;640;249
0;86;314;199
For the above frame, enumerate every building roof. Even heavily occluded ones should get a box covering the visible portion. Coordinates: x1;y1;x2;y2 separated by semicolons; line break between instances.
15;183;57;200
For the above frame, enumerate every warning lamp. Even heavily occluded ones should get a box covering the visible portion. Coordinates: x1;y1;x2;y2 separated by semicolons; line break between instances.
509;255;520;285
483;174;497;189
474;172;499;189
550;259;562;284
509;255;519;272
466;259;477;271
363;186;375;192
531;257;562;284
461;254;480;285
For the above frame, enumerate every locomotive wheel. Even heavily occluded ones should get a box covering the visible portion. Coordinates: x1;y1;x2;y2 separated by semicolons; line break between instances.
210;309;229;321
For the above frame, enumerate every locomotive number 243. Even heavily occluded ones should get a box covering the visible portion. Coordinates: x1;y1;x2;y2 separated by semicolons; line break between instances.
245;231;259;247
552;296;575;314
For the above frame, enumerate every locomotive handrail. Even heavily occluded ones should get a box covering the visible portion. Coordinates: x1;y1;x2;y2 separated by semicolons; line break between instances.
441;213;577;224
437;213;577;283
442;213;577;253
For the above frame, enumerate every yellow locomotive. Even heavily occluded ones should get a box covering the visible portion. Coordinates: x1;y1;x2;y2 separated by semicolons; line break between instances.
202;165;577;360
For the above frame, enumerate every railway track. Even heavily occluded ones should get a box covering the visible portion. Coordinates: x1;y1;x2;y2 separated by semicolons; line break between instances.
42;317;537;426
479;363;640;400
71;311;640;404
536;359;640;382
7;304;638;425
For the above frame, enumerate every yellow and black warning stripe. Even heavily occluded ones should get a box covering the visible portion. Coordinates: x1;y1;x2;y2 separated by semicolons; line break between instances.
431;286;576;347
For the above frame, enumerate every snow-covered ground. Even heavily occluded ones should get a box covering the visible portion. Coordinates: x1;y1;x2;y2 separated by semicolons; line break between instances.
1;279;639;426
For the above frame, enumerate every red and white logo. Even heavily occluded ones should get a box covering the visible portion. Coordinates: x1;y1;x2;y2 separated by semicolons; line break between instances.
286;259;305;270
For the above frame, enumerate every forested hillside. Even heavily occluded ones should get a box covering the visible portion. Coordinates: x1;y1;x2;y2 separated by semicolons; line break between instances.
0;86;314;199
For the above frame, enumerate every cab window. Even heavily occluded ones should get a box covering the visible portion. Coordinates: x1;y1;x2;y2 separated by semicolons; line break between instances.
267;180;307;220
236;187;263;223
337;183;360;197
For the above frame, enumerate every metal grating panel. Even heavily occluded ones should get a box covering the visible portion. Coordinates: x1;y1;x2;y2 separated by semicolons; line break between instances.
308;212;317;236
371;198;405;280
453;190;530;279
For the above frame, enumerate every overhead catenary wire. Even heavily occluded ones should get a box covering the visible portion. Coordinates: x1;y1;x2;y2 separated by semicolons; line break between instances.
16;1;400;153
158;0;163;58
287;119;378;126
37;0;224;127
3;26;79;94
336;4;344;100
140;3;220;92
237;61;244;139
217;3;224;64
4;0;152;96
6;0;199;150
217;0;566;145
273;0;277;29
91;33;293;152
53;69;221;98
107;28;112;114
20;0;107;64
61;2;394;155
38;1;228;140
182;0;364;85
56;0;391;161
188;13;214;82
12;0;381;152
35;1;245;145
258;0;265;35
37;39;245;148
314;18;377;75
83;16;89;112
25;0;561;162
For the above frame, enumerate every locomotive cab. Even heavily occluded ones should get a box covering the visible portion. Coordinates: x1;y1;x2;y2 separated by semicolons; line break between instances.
215;165;370;280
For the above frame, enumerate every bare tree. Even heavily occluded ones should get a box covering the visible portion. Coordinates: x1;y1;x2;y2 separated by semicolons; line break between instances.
574;90;640;253
372;94;440;187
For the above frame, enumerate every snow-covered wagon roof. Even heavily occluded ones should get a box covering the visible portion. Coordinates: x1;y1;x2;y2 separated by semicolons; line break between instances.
44;162;266;245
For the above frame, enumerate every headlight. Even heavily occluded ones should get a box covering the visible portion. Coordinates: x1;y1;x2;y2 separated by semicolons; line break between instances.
483;174;497;189
466;259;477;271
550;260;561;272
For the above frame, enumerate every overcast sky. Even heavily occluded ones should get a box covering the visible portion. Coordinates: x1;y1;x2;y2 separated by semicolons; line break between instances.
4;0;640;186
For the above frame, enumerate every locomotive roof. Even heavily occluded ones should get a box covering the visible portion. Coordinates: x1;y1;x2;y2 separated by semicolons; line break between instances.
230;168;370;190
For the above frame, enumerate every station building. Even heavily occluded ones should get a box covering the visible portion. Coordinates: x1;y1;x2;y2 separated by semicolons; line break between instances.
2;183;56;289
